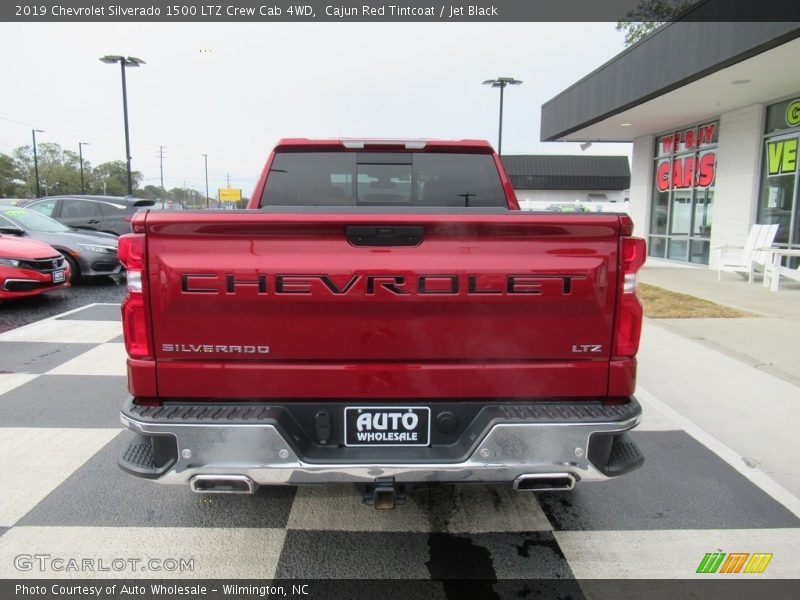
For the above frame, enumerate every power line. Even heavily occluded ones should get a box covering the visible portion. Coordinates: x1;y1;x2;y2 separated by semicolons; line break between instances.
0;112;268;159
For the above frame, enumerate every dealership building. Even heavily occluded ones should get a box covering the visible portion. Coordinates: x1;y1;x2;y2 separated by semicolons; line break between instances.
502;154;630;208
540;19;800;267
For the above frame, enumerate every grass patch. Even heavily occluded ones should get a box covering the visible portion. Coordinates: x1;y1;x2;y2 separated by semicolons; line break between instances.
638;283;754;319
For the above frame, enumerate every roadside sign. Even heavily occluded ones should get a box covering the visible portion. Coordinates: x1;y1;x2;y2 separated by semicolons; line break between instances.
219;188;242;202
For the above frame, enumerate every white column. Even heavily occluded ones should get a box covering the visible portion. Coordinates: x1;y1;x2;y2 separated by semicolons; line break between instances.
709;104;765;268
627;135;654;237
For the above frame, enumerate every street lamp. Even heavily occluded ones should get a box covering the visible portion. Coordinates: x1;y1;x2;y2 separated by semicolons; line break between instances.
78;142;90;194
202;154;210;209
100;55;145;196
32;129;44;198
482;77;522;157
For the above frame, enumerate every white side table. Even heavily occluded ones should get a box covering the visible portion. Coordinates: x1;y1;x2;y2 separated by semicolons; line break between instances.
760;248;800;291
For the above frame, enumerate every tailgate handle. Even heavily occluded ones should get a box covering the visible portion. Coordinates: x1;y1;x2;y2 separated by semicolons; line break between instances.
346;225;424;247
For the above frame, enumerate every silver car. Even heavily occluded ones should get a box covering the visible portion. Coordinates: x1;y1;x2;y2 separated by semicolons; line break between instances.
0;207;120;283
23;195;154;236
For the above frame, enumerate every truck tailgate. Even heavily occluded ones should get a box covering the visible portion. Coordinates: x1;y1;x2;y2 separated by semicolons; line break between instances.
143;211;621;399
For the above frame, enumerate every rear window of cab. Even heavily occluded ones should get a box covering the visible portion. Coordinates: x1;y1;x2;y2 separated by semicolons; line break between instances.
260;152;507;208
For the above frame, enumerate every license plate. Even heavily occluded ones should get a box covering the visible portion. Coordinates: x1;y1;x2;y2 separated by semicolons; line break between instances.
52;270;65;283
344;407;430;447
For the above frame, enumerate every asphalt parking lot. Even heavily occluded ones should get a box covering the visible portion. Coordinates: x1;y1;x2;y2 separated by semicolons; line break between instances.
0;297;798;594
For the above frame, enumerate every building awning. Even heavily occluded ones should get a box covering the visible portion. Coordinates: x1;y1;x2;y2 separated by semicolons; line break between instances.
540;11;800;143
501;155;630;190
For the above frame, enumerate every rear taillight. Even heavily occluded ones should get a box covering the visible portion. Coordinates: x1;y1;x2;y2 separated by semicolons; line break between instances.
118;233;151;359
613;235;647;359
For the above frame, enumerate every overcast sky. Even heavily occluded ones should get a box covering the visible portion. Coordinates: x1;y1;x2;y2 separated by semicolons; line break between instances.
0;22;630;197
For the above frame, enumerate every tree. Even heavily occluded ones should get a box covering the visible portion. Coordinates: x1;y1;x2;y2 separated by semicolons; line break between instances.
10;143;85;197
616;0;698;46
3;142;153;198
12;146;36;197
139;184;162;200
0;153;25;198
168;186;205;209
90;161;142;196
32;143;83;196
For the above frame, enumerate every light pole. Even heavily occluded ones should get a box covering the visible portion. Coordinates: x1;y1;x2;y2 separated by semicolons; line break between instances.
32;129;44;198
482;77;522;157
100;55;145;196
78;142;89;194
202;154;209;209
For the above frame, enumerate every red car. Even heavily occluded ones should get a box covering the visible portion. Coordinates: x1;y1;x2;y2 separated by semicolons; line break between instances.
0;234;70;300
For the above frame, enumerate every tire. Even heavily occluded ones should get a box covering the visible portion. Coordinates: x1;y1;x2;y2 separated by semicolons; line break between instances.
64;254;80;284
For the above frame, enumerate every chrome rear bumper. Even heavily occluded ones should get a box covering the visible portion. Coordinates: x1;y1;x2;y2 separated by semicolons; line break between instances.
119;398;643;489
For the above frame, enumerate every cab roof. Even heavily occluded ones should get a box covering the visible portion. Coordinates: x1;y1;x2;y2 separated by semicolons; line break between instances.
274;138;495;153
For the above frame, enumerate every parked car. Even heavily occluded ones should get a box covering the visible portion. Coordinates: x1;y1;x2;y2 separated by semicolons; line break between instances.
22;195;154;236
0;234;70;300
0;206;120;283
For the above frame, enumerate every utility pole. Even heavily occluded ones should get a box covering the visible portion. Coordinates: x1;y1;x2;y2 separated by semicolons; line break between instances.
225;173;232;210
32;129;44;198
78;142;89;194
182;180;190;209
159;145;165;208
202;154;209;209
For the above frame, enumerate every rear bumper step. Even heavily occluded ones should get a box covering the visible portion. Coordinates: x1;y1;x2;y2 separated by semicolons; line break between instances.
118;397;643;487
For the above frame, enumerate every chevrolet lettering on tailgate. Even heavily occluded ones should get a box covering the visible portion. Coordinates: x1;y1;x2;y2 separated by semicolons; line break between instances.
180;273;585;296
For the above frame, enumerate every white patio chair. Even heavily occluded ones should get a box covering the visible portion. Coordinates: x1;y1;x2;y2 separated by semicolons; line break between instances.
715;224;779;283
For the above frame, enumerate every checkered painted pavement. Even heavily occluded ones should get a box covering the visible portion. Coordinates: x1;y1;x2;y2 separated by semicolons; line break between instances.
0;303;798;581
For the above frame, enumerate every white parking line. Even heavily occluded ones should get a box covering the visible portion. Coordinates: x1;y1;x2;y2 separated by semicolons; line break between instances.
636;386;800;519
0;320;121;344
0;526;286;578
0;428;121;527
0;303;119;342
287;483;552;533
46;343;127;377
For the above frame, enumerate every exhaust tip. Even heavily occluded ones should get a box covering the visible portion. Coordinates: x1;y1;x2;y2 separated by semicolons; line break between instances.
190;475;256;494
513;473;576;492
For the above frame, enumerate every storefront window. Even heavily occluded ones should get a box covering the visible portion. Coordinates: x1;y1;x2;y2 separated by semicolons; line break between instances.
649;120;718;263
757;97;800;260
650;185;669;236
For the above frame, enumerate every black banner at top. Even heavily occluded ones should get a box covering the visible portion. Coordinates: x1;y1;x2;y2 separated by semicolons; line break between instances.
4;0;800;22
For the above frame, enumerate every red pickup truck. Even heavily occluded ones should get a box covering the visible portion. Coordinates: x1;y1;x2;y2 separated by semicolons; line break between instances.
117;139;645;508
